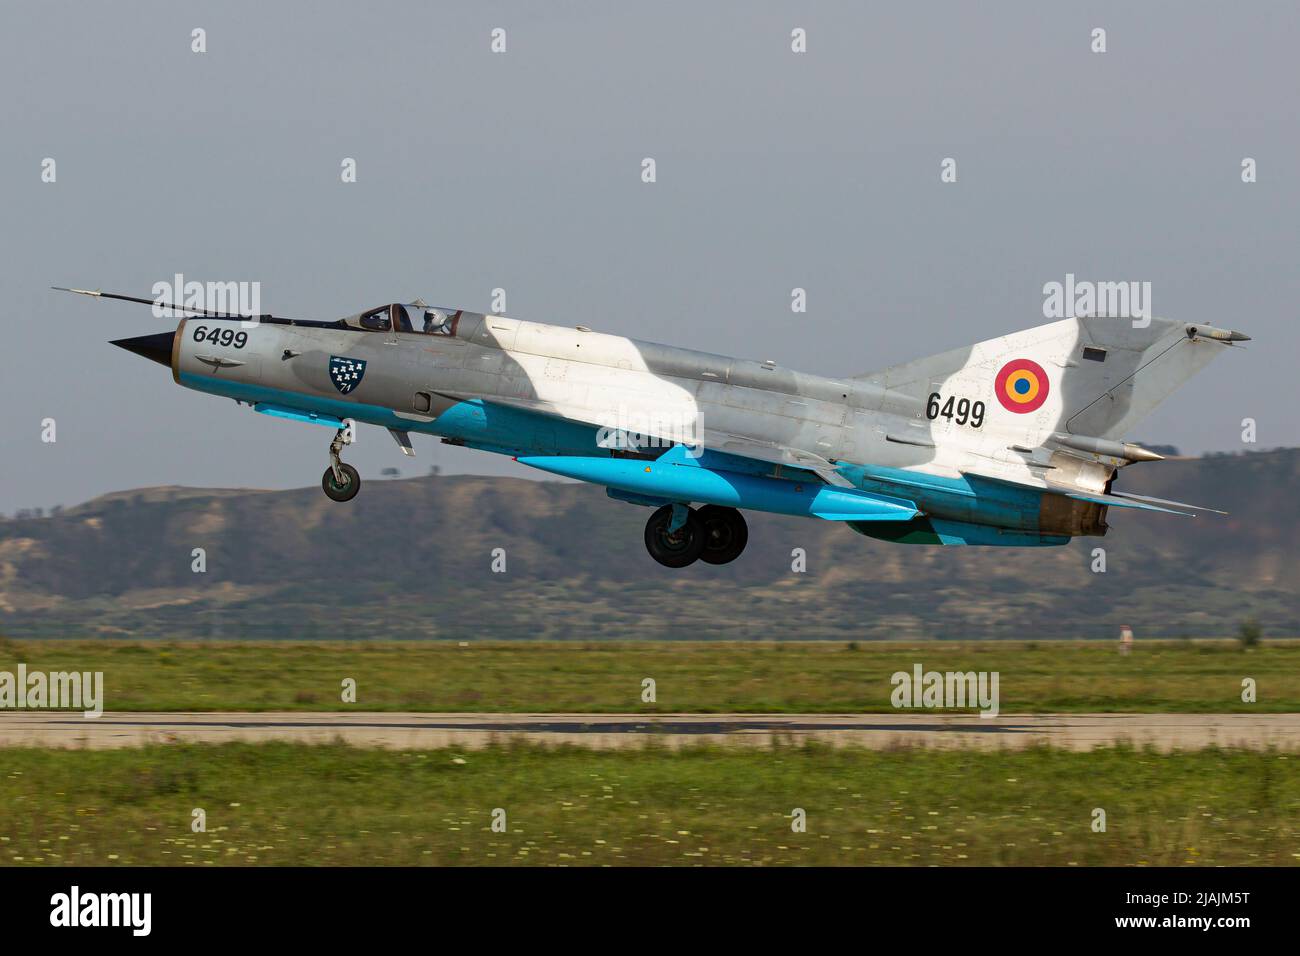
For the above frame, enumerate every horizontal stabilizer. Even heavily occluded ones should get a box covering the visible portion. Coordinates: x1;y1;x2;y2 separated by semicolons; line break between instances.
963;468;1208;517
1064;491;1195;517
1108;490;1227;515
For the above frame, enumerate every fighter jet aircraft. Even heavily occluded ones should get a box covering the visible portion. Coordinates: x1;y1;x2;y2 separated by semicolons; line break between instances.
58;286;1247;567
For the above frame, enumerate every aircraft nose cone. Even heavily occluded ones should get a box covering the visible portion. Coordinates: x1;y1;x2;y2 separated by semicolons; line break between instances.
110;331;175;368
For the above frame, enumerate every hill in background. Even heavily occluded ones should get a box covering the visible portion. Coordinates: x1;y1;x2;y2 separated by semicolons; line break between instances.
2;448;1295;640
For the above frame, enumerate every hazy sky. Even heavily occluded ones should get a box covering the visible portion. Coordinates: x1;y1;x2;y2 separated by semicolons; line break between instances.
2;1;1297;513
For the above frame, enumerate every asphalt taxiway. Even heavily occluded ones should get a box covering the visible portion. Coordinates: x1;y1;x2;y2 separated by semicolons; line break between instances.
0;712;1296;751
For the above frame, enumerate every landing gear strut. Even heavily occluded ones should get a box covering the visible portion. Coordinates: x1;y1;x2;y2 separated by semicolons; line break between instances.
643;504;749;568
644;504;704;568
321;424;361;502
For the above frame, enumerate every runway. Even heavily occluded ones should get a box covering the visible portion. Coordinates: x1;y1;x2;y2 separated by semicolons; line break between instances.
0;712;1297;751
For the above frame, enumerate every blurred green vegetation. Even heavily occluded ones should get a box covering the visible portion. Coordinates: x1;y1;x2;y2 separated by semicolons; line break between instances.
0;639;1293;713
1;742;1295;866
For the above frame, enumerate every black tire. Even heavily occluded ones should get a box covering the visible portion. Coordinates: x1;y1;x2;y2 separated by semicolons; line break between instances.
644;505;704;568
321;463;361;502
696;505;749;565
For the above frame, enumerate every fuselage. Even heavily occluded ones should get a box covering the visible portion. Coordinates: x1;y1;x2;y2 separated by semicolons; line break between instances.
164;305;1111;545
73;282;1243;561
178;310;867;459
172;309;1079;478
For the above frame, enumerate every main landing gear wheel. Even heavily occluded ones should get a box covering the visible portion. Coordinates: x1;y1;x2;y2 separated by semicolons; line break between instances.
321;423;360;502
644;505;705;568
322;462;360;502
695;505;749;565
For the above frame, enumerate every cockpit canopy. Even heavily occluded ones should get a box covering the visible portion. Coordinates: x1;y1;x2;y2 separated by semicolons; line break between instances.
342;302;461;337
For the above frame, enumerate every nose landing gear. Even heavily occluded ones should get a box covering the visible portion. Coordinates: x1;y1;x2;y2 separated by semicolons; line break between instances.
321;425;361;502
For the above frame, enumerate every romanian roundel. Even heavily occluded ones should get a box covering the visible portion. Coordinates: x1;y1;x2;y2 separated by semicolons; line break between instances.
994;358;1049;413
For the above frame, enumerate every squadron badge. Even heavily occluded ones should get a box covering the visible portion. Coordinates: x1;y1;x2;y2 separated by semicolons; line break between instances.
329;356;366;395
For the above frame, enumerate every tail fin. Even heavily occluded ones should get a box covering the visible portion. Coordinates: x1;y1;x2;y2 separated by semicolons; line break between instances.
856;316;1247;445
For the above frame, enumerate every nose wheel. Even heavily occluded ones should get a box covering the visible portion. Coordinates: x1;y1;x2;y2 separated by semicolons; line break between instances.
321;425;361;502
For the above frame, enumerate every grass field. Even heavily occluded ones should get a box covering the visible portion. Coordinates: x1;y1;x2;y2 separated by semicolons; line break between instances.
0;638;1294;713
0;742;1295;866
